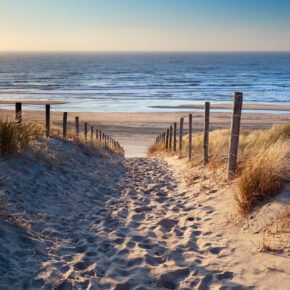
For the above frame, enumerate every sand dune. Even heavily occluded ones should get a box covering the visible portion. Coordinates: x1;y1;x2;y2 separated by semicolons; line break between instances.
0;138;289;289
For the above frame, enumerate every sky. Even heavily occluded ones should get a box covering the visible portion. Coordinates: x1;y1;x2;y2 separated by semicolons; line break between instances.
1;0;290;52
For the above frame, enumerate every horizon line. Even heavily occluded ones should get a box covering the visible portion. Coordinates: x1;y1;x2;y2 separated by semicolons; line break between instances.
1;50;290;54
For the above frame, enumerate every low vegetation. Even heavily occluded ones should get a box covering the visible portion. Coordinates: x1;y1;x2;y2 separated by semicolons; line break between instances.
0;120;45;154
0;119;124;156
149;122;290;214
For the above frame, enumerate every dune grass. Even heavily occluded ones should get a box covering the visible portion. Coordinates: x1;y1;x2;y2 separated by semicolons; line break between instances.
0;120;124;156
147;141;166;156
0;120;45;154
149;122;290;214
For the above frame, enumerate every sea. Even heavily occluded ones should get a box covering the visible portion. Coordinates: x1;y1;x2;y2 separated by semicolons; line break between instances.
0;52;289;113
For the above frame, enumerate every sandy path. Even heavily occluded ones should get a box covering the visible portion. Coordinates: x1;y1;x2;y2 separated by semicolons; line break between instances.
1;141;289;289
102;157;246;289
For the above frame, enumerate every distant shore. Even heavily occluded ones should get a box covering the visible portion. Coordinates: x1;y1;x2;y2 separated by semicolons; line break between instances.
0;107;289;157
150;103;290;111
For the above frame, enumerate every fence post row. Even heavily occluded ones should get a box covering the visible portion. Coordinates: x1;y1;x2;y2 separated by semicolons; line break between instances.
9;104;123;152
63;112;67;138
228;92;243;178
204;102;210;164
188;113;192;160
45;104;50;137
179;117;184;152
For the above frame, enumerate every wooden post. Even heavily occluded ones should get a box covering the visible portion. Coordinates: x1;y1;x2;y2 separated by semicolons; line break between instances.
179;117;184;152
165;129;169;149
228;92;243;178
75;116;79;136
99;130;102;142
84;123;88;141
204;102;210;164
189;114;192;160
96;129;99;140
45;104;50;137
102;133;105;145
173;122;177;152
90;127;94;141
63;112;67;138
15;102;22;125
169;126;172;151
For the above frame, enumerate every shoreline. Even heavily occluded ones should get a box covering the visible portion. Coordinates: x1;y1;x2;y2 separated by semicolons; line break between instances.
1;109;289;157
150;103;290;111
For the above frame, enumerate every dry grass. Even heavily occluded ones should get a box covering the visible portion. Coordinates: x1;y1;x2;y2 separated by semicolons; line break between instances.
147;142;166;156
258;206;290;255
236;140;289;214
0;119;124;156
0;120;45;154
149;122;290;214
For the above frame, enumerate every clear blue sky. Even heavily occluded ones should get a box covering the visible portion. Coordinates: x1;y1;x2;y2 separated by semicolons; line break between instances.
1;0;290;51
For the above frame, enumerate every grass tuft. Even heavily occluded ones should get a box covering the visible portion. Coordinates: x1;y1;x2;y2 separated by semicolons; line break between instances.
236;140;289;214
0;120;45;154
149;122;290;214
147;142;166;156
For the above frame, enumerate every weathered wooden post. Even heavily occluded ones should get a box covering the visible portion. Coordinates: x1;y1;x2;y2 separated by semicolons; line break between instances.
45;104;50;137
179;117;184;152
169;126;172;151
188;114;192;160
99;130;102;142
102;133;105;145
173;122;177;152
96;129;99;140
90;127;94;141
204;102;210;164
228;92;243;178
15;102;22;126
75;116;79;136
84;122;88;141
63;112;67;138
166;129;169;149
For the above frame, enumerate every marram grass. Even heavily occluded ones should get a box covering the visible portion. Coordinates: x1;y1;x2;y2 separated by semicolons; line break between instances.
0;120;45;154
0;120;124;156
149;122;290;214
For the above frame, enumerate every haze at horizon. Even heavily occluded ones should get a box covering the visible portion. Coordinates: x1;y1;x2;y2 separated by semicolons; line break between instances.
1;0;290;52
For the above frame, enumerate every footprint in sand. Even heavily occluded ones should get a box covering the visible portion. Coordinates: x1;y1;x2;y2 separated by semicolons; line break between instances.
160;268;190;289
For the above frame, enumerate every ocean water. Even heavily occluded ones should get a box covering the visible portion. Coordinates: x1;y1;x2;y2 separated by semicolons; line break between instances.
0;52;289;112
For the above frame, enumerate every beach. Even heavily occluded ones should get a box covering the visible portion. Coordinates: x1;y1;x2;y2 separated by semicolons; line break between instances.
1;106;289;156
1;1;290;288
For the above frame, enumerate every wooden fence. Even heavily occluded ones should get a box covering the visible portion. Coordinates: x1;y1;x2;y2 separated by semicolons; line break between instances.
13;102;124;154
154;92;243;178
